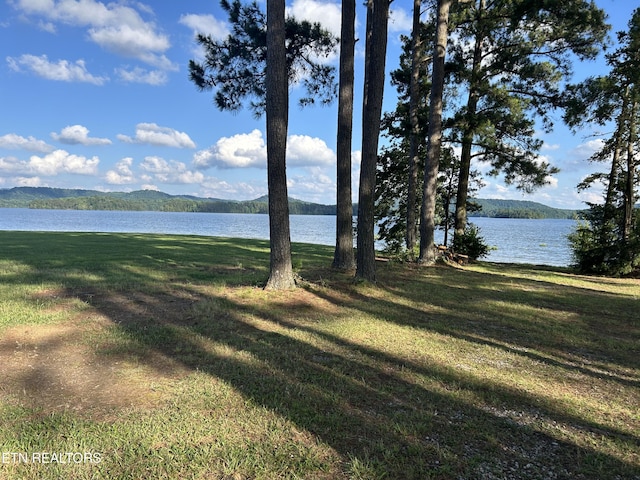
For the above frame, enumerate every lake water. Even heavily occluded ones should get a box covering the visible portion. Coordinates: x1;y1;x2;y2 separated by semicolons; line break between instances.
0;208;577;267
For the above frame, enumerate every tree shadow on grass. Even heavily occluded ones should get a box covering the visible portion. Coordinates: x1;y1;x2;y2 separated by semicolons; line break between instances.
0;232;273;292
309;262;640;380
241;282;640;443
76;280;639;480
2;232;639;478
314;286;640;395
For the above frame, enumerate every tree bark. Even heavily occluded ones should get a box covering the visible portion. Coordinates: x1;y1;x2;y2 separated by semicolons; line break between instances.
332;0;356;270
406;0;423;252
419;0;452;263
623;95;638;242
454;0;485;241
265;0;295;290
602;128;622;246
356;0;390;282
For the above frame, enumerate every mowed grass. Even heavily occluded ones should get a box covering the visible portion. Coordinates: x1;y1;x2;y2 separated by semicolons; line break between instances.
0;231;638;479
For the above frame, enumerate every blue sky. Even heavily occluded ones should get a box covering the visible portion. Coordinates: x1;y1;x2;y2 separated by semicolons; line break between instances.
0;0;635;209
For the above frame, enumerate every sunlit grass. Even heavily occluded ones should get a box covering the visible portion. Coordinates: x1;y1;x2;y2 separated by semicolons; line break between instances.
0;231;638;479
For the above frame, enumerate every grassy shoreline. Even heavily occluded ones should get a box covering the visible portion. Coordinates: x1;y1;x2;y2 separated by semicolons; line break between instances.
0;231;638;479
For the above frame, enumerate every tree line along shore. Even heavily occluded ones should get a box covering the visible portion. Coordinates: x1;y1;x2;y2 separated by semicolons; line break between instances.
0;187;578;219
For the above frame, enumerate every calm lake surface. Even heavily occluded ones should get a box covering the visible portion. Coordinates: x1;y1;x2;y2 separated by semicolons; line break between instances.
0;208;577;267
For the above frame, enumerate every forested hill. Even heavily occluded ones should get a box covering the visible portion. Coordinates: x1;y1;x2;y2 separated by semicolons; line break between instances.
469;198;579;219
0;187;578;218
0;187;335;215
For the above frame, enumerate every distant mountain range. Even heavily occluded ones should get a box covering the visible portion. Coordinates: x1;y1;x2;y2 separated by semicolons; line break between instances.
0;187;579;219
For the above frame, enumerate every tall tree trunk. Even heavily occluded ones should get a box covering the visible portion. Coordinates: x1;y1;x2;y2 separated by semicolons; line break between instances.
602;88;630;248
356;0;390;282
455;128;474;238
454;0;485;241
333;0;356;270
602;128;623;246
419;0;452;264
265;0;295;290
623;96;638;242
406;0;423;252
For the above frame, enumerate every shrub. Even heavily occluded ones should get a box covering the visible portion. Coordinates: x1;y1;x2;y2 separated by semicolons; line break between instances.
569;216;640;276
452;223;490;260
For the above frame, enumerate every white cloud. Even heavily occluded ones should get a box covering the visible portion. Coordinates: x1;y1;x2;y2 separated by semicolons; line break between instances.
116;67;168;86
89;23;167;54
37;20;56;33
0;149;99;176
51;124;112;146
0;156;20;173
179;13;229;40
10;0;175;69
6;54;108;85
140;156;203;184
0;133;54;153
194;129;267;169
578;189;605;205
105;157;135;184
89;25;174;70
13;176;43;187
569;139;605;161
561;139;606;173
201;178;263;199
175;170;205;184
478;181;510;199
10;0;56;16
287;0;342;37
134;158;261;197
118;123;196;149
286;0;341;67
287;135;335;166
194;130;336;169
287;166;335;203
545;176;559;188
389;6;412;33
140;155;173;174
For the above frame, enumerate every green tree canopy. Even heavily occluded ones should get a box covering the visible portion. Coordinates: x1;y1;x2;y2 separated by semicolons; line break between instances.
447;0;608;238
566;8;640;275
189;0;338;117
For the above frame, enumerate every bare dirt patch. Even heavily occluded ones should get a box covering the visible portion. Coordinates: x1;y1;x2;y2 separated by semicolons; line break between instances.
0;308;180;419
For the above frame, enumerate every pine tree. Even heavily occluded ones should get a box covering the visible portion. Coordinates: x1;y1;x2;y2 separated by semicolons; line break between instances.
419;0;454;263
264;0;295;289
356;0;391;282
188;0;337;289
447;0;608;240
332;0;357;270
565;9;640;275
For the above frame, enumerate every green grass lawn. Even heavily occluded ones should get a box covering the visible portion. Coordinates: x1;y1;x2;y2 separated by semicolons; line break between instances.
0;231;638;479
